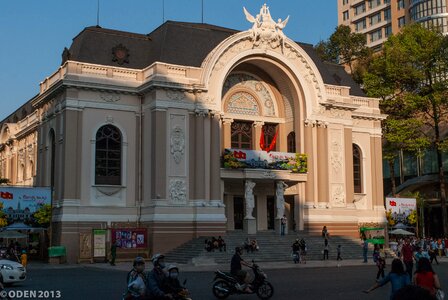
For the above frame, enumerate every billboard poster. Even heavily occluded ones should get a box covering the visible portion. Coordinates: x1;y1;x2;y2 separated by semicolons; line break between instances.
385;197;417;228
111;228;147;249
93;229;106;258
0;187;51;225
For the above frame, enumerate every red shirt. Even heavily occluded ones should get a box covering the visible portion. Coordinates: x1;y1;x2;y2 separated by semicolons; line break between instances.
415;271;436;295
402;244;413;262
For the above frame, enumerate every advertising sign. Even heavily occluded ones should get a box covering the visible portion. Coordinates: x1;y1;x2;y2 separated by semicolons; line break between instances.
93;229;107;258
0;187;51;225
111;228;147;249
222;148;307;172
385;197;417;228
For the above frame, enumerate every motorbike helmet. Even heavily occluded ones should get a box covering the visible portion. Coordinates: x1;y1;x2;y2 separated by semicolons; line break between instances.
167;264;178;272
151;253;165;266
133;256;145;266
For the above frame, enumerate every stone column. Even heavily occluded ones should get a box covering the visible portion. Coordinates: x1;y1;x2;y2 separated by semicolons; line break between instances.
221;118;233;149
194;109;207;200
244;180;256;234
317;121;329;204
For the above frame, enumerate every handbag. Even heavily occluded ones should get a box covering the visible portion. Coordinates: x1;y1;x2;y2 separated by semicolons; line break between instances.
436;289;445;300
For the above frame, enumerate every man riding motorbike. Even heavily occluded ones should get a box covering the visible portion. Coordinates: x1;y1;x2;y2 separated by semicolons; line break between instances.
162;264;191;300
230;247;253;293
123;256;148;300
147;253;173;300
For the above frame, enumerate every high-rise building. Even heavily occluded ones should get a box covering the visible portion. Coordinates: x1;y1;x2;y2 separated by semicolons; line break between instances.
338;0;448;50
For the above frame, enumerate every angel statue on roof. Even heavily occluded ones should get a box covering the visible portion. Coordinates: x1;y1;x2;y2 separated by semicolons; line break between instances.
243;7;261;43
276;16;289;50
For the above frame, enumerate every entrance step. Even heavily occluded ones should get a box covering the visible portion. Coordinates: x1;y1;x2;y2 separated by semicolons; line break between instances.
164;231;369;265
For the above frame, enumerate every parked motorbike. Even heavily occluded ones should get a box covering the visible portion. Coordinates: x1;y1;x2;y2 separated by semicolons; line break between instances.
212;262;274;300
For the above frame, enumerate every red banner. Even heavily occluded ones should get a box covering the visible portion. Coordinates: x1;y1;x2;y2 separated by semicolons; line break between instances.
111;228;147;249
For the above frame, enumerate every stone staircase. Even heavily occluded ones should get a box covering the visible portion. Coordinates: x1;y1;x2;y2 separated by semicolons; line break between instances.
165;231;368;265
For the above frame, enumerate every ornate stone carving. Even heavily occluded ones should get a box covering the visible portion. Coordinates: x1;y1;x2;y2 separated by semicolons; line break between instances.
170;126;185;164
304;119;317;127
100;93;120;103
332;184;345;207
226;92;260;116
330;137;343;175
169;179;187;203
243;4;289;50
112;44;129;65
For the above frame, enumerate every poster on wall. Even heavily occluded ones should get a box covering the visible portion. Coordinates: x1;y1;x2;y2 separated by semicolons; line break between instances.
93;229;107;258
0;187;51;225
385;197;417;229
111;228;147;249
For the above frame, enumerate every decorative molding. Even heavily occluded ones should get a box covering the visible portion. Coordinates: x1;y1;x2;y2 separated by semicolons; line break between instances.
170;126;185;164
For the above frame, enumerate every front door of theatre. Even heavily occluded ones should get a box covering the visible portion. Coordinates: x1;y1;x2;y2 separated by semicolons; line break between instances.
234;197;244;230
267;196;275;230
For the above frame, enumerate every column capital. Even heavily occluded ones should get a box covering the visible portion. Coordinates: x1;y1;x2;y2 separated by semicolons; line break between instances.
253;121;265;128
304;119;316;127
222;117;234;125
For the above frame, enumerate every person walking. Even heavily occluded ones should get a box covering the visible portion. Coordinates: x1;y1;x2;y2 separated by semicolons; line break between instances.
401;238;414;279
323;239;330;260
362;238;369;263
110;241;117;266
363;258;411;300
336;245;342;261
413;257;441;298
280;215;287;236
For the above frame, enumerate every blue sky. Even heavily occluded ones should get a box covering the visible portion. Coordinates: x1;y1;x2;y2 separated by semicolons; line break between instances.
0;0;336;121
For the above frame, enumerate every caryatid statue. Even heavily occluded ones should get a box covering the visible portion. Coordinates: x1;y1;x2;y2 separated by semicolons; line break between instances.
244;180;256;219
275;181;288;218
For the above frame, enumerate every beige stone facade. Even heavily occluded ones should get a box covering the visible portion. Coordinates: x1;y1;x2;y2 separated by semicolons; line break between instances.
0;8;386;263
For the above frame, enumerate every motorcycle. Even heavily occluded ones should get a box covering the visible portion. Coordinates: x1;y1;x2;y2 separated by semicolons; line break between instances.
212;262;274;300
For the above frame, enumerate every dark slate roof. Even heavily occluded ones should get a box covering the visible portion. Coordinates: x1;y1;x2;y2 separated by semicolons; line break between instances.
66;21;364;96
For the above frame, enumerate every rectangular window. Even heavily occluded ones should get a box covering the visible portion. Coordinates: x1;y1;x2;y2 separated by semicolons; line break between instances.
398;16;406;28
385;24;392;37
343;10;349;21
384;0;390;4
354;3;366;15
398;0;405;9
370;29;383;42
355;19;367;31
384;8;391;21
370;13;382;25
342;0;349;5
369;0;381;9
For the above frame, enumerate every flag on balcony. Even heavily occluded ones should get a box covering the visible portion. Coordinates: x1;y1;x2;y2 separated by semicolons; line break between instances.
260;127;278;152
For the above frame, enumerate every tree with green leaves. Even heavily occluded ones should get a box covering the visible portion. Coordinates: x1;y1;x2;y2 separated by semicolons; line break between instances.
32;204;52;227
315;25;372;82
363;23;448;235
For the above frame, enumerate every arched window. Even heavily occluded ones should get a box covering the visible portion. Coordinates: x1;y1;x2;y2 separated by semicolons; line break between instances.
261;123;278;151
353;144;362;193
287;132;296;153
231;121;253;149
95;125;122;185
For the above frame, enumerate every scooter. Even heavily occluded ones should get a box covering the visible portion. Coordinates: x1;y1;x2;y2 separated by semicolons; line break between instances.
212;261;274;300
